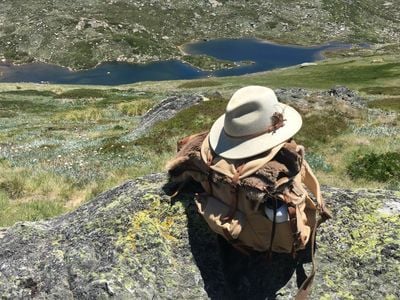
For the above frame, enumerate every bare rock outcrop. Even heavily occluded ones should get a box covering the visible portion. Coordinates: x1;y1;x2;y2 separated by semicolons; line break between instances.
125;94;203;140
0;174;399;299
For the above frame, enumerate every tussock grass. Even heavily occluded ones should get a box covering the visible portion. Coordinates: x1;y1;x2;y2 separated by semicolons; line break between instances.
0;163;71;226
115;99;156;116
52;107;113;122
0;110;17;118
0;162;70;201
0;194;65;227
0;149;166;227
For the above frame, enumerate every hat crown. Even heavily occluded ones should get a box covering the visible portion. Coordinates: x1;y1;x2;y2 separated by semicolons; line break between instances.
208;85;302;159
224;86;280;137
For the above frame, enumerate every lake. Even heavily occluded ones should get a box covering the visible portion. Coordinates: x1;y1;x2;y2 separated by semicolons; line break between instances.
0;38;353;85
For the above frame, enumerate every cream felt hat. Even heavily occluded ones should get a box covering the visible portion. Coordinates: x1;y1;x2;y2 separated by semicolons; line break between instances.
209;86;302;159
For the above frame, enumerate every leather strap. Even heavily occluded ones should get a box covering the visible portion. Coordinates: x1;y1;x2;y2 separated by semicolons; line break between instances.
267;198;278;260
288;206;299;257
295;210;321;300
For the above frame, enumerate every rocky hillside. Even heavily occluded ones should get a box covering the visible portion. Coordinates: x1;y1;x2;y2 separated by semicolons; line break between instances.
1;0;400;68
0;173;399;299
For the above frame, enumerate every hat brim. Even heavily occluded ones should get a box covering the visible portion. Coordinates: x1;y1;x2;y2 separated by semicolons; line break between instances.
209;103;302;159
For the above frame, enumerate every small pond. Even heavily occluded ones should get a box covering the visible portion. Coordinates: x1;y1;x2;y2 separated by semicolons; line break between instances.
0;38;355;85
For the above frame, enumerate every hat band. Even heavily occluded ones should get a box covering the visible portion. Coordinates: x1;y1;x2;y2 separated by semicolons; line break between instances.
224;112;286;139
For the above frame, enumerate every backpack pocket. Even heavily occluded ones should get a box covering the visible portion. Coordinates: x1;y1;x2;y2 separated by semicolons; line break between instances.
195;194;244;240
195;194;294;253
241;213;294;253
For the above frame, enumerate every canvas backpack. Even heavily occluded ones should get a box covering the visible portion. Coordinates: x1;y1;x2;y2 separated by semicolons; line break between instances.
167;131;332;299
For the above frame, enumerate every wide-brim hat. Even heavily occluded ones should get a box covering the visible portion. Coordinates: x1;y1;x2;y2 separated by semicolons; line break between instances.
209;86;302;159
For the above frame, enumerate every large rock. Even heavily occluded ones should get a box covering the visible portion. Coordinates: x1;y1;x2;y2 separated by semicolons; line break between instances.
125;94;203;140
0;174;399;299
326;86;365;107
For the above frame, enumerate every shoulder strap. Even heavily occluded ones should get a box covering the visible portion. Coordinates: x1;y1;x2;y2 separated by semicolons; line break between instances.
294;159;333;299
302;160;333;221
295;220;317;300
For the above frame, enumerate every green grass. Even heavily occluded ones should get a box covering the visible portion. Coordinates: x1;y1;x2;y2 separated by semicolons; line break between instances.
367;98;400;111
0;193;65;227
359;86;400;95
178;80;223;89
212;58;400;91
0;162;73;226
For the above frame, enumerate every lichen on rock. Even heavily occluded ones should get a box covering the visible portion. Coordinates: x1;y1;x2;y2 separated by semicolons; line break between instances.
0;174;399;299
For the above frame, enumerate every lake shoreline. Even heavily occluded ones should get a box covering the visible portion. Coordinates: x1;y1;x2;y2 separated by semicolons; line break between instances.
0;38;369;85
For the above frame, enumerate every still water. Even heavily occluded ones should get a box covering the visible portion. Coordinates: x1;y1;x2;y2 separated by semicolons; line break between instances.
0;38;351;85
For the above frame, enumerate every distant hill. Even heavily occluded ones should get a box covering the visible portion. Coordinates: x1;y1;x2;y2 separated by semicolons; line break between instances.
1;0;400;69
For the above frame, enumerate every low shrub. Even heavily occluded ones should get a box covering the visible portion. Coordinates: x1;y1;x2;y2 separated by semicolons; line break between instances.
0;99;57;114
295;111;349;148
56;89;110;99
305;152;332;172
1;90;57;97
347;152;400;182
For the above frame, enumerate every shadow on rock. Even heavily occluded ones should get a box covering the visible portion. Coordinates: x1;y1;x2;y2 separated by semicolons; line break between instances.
162;180;306;300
